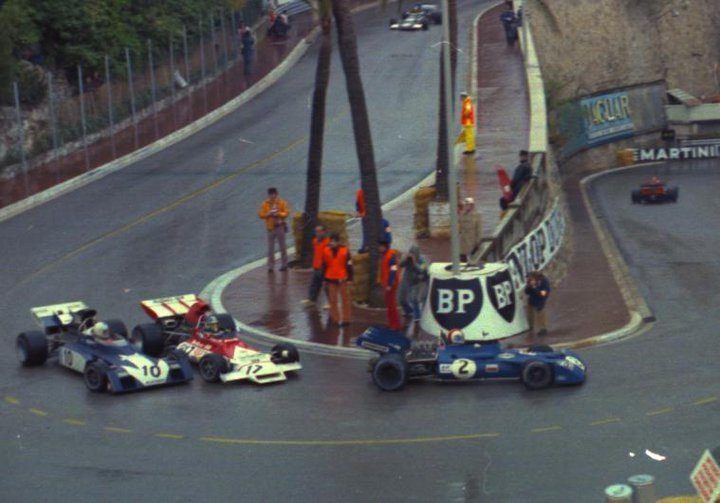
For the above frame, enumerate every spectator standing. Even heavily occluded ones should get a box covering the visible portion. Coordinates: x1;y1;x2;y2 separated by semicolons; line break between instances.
301;225;329;307
378;239;402;331
459;197;482;263
499;150;532;217
459;91;476;155
525;271;550;336
398;245;429;322
258;187;289;272
323;233;353;326
500;4;519;46
356;188;391;251
241;28;255;76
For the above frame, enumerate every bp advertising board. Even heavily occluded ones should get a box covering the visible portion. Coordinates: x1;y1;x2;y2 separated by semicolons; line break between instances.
420;262;528;341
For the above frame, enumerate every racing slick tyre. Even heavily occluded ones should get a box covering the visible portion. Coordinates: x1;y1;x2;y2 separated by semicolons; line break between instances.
105;319;128;339
215;313;236;332
389;18;397;26
372;353;408;391
271;343;300;364
631;189;640;204
521;361;553;390
198;353;228;383
131;323;165;357
84;362;109;392
16;331;48;367
422;22;429;30
669;187;679;202
529;344;553;353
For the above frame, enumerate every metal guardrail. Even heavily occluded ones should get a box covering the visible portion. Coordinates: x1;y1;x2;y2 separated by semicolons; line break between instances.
276;1;313;17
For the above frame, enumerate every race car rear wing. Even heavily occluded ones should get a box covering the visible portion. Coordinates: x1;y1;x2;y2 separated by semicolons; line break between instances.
31;301;90;330
140;294;203;320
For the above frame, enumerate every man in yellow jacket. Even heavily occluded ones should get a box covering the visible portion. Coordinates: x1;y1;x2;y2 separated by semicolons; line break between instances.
457;91;476;155
258;187;290;272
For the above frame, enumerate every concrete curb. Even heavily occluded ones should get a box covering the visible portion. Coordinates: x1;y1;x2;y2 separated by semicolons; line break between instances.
0;27;322;224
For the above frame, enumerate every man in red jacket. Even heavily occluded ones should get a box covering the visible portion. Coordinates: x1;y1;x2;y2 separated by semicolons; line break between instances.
301;225;330;307
378;239;402;331
322;233;353;327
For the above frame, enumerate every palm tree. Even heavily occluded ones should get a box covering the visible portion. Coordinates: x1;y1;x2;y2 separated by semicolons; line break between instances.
299;1;333;267
434;0;458;201
331;0;384;304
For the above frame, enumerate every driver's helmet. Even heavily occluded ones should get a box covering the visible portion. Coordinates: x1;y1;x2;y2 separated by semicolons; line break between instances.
651;176;660;184
204;314;219;333
448;328;465;344
91;321;111;341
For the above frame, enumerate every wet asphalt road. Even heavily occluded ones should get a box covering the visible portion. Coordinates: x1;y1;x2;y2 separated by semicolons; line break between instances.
1;3;719;502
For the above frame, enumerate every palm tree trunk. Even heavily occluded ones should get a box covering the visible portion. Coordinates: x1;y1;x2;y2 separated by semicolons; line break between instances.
300;18;333;267
331;0;383;305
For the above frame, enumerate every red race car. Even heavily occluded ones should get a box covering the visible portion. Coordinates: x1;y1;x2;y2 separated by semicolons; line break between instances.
631;177;679;204
131;294;301;384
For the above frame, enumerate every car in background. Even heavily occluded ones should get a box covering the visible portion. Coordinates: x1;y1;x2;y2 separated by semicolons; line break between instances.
15;301;193;393
356;326;587;391
132;294;301;384
390;12;429;31
417;4;442;24
631;177;679;203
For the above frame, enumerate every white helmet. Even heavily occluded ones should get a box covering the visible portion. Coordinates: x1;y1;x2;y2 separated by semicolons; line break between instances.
448;328;465;344
92;322;111;340
205;315;219;333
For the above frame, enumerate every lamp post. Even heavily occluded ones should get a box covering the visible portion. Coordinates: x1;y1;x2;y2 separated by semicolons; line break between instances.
441;0;460;274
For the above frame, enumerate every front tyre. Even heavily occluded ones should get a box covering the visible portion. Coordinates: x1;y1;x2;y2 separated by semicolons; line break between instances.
631;189;640;204
198;354;228;383
271;343;299;364
131;323;165;357
522;361;553;390
84;362;108;392
16;331;48;366
372;353;408;391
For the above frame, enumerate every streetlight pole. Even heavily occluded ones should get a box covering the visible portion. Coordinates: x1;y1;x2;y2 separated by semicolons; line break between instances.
441;0;460;274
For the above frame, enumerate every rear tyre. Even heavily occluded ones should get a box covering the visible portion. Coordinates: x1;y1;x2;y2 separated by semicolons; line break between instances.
522;361;553;390
271;343;299;364
669;187;679;202
198;354;228;383
131;323;165;357
631;189;640;204
529;344;553;353
389;18;397;26
84;362;108;392
16;331;48;366
105;319;128;339
215;313;236;332
372;353;408;391
422;22;429;31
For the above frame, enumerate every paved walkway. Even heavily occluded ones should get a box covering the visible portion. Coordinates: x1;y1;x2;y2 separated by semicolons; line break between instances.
221;3;630;348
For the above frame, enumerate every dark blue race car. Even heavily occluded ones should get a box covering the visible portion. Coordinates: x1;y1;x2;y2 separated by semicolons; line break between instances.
356;326;587;391
16;301;193;393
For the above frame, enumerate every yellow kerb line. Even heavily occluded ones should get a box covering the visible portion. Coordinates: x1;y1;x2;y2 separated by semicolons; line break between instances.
155;433;185;440
63;418;86;426
4;396;20;405
28;408;49;416
692;396;717;406
590;417;621;426
199;432;501;446
646;408;673;416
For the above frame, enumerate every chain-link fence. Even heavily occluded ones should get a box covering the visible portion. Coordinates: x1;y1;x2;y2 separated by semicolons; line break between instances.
1;1;315;207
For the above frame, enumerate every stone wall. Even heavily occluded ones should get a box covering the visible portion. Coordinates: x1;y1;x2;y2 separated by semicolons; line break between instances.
527;0;720;105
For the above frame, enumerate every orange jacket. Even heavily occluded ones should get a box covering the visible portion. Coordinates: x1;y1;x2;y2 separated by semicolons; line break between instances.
323;246;353;281
379;249;400;288
461;96;475;126
312;236;330;270
355;188;366;218
258;198;289;231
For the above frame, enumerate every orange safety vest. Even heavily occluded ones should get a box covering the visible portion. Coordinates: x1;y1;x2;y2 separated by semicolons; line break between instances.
323;246;351;281
356;188;366;218
312;236;330;270
380;249;400;288
461;96;475;126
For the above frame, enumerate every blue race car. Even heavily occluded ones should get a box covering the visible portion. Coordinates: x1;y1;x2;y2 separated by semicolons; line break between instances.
356;326;587;391
16;301;193;393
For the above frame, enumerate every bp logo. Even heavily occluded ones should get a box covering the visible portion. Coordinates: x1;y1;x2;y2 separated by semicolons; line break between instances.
486;269;516;323
430;277;483;330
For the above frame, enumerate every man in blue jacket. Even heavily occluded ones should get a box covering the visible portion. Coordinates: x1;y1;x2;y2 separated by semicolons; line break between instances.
525;270;550;336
